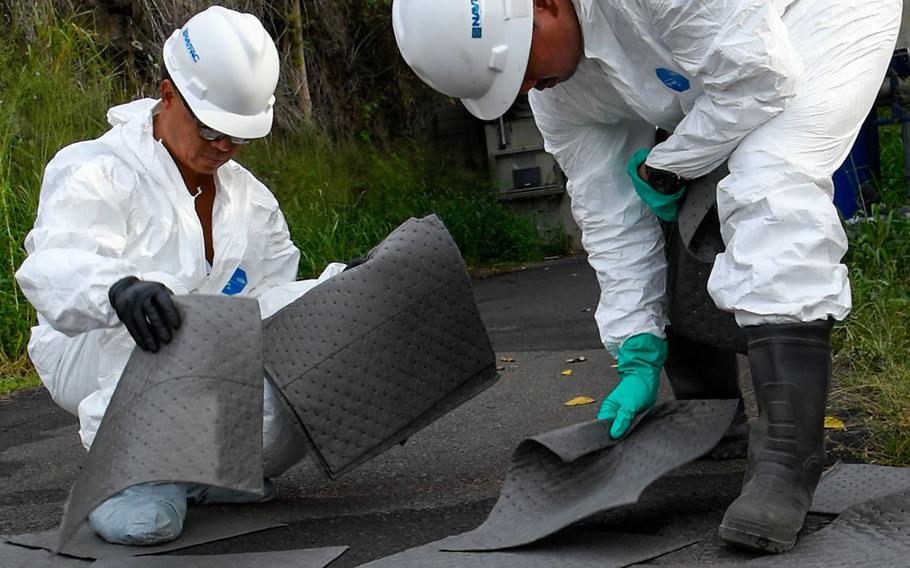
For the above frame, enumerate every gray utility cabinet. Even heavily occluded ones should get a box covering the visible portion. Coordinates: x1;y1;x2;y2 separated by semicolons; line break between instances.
484;96;564;199
484;95;581;246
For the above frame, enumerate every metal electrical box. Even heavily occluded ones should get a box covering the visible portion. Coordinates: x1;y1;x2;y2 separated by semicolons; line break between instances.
484;95;565;199
483;95;581;247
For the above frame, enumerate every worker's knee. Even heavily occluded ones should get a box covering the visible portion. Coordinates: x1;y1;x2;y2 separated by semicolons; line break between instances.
262;379;309;478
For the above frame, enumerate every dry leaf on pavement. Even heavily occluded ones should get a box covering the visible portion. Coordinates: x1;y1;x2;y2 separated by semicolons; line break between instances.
564;396;596;407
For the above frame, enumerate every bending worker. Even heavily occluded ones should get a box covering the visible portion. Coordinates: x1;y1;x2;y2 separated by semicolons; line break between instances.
15;7;340;546
392;0;900;554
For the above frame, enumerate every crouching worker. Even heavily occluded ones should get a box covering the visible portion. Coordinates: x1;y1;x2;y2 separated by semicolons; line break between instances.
15;7;338;546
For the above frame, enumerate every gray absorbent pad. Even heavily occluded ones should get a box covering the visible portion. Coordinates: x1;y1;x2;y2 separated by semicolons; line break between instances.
358;529;695;568
263;214;499;479
6;510;285;560
91;545;349;567
441;400;738;551
55;295;266;549
810;462;910;515
0;542;91;567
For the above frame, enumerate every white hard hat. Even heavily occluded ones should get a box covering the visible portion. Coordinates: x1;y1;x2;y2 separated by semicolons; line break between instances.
163;6;280;139
392;0;534;121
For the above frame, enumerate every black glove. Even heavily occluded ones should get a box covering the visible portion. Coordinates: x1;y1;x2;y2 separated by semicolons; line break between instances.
343;256;368;272
108;276;182;353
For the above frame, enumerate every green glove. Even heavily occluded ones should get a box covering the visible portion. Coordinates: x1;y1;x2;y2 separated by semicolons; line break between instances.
626;148;685;222
597;333;668;439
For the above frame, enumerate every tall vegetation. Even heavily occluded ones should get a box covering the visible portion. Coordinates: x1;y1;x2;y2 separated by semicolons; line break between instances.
832;123;910;465
0;12;121;384
5;0;437;138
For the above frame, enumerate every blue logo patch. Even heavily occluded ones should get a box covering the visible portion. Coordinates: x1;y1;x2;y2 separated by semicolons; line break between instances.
221;267;248;296
182;29;200;63
471;0;482;38
656;68;690;92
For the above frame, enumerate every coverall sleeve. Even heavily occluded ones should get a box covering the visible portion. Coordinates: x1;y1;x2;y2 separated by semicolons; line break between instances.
15;161;140;336
249;204;301;294
530;91;668;355
645;0;803;178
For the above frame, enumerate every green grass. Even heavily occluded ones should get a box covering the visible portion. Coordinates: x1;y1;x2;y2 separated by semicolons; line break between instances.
239;133;553;278
0;13;121;383
0;373;40;397
830;121;910;465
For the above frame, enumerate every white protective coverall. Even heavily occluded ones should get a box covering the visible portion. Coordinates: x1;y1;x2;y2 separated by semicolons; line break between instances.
529;0;900;354
15;98;342;477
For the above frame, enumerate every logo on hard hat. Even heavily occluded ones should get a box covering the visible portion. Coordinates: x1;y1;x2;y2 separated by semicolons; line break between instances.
471;0;482;38
182;28;200;63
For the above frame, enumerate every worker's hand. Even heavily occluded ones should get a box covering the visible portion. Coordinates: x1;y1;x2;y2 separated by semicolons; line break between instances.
342;256;368;272
597;333;668;438
109;277;181;353
626;149;685;222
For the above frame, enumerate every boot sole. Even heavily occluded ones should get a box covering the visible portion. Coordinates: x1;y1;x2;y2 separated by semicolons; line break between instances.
718;521;796;554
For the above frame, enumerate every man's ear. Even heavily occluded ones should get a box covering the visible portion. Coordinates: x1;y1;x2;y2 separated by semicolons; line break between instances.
159;79;176;109
533;0;560;18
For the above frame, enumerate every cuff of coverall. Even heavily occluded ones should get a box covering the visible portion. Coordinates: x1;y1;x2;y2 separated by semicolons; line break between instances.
605;328;668;358
138;271;191;296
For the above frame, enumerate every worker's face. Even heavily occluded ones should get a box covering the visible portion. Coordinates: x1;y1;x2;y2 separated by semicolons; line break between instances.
521;0;584;93
155;80;241;176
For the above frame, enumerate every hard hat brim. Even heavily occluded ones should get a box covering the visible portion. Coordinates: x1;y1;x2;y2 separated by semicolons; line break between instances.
460;12;534;121
191;100;274;140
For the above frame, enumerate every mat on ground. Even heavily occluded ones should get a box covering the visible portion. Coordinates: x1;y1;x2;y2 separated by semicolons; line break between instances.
358;529;695;568
91;545;349;567
6;510;284;560
438;399;738;551
810;462;910;515
0;542;91;568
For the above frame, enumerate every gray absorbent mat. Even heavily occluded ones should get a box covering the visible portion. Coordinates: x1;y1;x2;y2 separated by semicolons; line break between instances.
91;545;349;567
655;487;910;568
359;529;694;568
6;510;285;560
440;400;738;551
0;542;91;567
263;214;499;478
54;295;266;549
810;462;910;515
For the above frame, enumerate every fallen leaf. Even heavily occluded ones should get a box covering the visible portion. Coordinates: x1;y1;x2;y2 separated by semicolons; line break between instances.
560;369;573;377
565;396;596;407
500;356;516;363
496;366;506;371
824;416;846;431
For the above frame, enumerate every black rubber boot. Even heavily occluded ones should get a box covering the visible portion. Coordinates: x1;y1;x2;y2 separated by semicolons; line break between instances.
665;328;749;459
718;320;833;553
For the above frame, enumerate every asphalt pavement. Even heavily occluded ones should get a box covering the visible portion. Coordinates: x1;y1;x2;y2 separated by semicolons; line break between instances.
0;257;837;566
